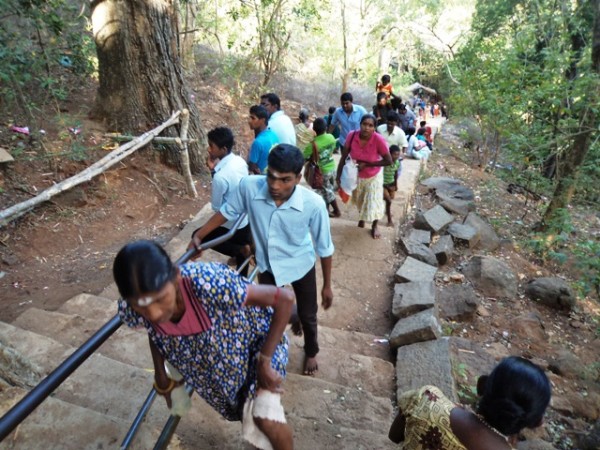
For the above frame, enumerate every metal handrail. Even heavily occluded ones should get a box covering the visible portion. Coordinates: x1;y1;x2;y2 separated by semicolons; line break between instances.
0;213;249;446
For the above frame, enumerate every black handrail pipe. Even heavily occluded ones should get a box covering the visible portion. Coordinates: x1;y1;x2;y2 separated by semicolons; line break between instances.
0;213;247;444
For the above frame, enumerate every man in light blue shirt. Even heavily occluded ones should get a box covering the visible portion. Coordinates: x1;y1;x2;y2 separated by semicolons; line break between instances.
191;144;334;376
248;104;279;174
195;127;252;275
329;92;367;146
260;93;297;146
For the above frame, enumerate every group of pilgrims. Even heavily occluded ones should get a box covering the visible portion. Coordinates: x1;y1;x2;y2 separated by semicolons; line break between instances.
111;76;551;450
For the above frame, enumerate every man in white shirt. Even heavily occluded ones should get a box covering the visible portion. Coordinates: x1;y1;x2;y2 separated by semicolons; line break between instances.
197;127;252;275
260;93;297;145
376;111;408;155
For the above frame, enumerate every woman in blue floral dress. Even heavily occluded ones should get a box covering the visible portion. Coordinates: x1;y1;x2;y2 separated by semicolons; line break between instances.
113;240;294;450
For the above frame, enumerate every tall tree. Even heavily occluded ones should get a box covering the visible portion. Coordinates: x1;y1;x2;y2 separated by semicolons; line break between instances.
542;0;600;228
90;0;206;173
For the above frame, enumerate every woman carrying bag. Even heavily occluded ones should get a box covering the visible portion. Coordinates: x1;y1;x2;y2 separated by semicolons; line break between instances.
335;114;392;239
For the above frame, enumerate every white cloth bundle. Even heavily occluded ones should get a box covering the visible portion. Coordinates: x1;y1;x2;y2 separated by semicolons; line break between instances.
242;390;287;450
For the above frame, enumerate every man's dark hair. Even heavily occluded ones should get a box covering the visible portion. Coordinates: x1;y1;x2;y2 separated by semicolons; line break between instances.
313;117;326;135
250;105;269;121
268;144;304;175
260;93;281;109
376;92;387;101
207;127;234;152
389;145;401;154
340;92;353;103
387;111;400;123
328;106;336;114
420;120;427;127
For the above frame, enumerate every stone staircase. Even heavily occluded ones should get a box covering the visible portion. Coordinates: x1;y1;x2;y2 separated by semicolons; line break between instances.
0;156;430;449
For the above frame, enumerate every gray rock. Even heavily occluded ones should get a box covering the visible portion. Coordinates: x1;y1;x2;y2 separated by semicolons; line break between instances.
464;212;501;251
395;257;438;283
431;235;454;265
525;277;576;311
511;312;547;342
389;308;441;349
548;349;584;379
420;177;475;201
415;205;454;233
463;256;517;299
392;282;436;318
576;419;600;449
437;192;476;216
448;223;481;248
436;284;479;321
516;439;557;450
396;338;457;402
408;229;431;246
399;238;438;267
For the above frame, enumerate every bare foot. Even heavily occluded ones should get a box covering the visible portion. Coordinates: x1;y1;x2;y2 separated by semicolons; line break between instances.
304;356;318;376
371;226;381;239
329;212;341;218
358;220;365;228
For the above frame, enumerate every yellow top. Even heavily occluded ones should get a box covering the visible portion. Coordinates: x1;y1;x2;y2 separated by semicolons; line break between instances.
397;385;467;450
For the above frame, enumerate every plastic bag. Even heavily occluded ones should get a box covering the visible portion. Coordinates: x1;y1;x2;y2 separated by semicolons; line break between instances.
339;156;358;195
165;360;191;417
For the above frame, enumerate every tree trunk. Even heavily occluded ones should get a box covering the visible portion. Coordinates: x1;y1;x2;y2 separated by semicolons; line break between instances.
542;0;600;228
180;0;197;70
90;0;207;174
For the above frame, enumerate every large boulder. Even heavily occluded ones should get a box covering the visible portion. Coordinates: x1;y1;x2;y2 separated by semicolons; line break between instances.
464;212;501;251
548;349;584;380
448;223;480;248
420;177;475;201
462;256;517;299
511;312;547;342
436;284;479;321
525;277;576;311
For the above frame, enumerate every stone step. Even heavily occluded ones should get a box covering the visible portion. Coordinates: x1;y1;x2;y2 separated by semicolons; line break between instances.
288;325;391;361
287;346;394;399
0;386;163;450
395;337;457;402
321;219;397;336
284;373;393;436
13;304;393;384
289;414;396;450
0;321;393;440
13;306;153;370
0;321;241;447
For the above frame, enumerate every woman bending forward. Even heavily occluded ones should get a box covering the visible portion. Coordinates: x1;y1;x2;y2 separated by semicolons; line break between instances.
113;240;294;450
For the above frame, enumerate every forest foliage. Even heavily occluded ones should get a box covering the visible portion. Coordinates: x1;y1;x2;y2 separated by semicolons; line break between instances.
1;0;598;292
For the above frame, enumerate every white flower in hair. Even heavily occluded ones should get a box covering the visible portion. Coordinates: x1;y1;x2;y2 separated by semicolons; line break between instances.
137;296;154;307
